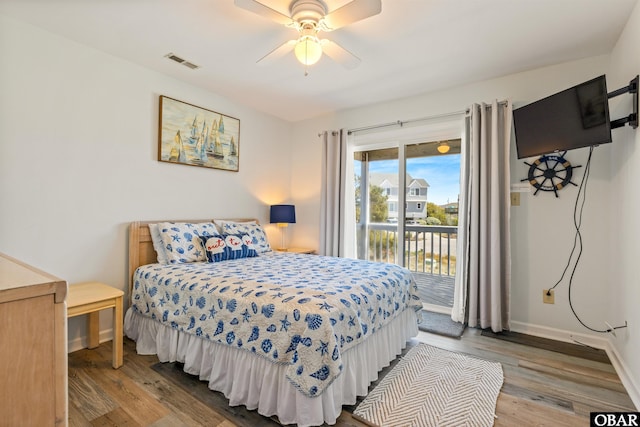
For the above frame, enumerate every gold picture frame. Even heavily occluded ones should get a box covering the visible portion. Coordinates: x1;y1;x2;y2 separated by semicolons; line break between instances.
158;96;240;172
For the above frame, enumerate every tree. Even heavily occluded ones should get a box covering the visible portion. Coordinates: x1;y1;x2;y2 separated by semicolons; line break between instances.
425;217;442;225
427;202;446;224
355;175;388;223
369;185;389;222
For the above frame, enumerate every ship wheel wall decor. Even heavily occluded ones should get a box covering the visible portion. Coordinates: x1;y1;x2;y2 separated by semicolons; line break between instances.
521;151;582;197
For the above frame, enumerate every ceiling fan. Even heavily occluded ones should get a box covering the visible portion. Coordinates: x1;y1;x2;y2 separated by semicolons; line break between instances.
234;0;382;71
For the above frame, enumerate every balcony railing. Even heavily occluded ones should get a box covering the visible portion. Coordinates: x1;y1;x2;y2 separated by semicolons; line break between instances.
358;223;457;277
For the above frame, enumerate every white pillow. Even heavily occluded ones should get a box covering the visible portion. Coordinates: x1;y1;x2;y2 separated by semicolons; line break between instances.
214;220;271;253
148;223;169;264
157;222;219;263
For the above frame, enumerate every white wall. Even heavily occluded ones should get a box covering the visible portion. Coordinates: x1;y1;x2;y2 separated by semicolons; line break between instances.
0;15;293;349
608;0;640;406
3;9;637;401
291;55;616;334
291;36;640;401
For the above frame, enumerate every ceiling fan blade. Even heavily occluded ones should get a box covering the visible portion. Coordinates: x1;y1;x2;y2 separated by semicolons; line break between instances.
234;0;293;26
321;0;381;31
320;39;361;69
257;40;297;65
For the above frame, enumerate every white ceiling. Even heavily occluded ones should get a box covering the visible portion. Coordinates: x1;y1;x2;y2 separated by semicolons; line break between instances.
0;0;637;122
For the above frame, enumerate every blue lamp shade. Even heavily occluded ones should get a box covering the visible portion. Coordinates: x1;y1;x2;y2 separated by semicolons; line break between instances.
270;204;296;224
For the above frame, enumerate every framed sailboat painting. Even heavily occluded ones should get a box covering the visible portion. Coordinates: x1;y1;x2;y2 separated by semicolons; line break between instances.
158;96;240;172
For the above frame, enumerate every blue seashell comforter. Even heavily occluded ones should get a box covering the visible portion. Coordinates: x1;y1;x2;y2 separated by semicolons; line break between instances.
131;252;422;398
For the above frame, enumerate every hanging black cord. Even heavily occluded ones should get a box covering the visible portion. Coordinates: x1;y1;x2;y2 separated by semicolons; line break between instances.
548;147;611;333
566;147;611;333
547;147;592;294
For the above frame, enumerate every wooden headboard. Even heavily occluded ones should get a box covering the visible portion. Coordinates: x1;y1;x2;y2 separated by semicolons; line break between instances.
128;219;257;303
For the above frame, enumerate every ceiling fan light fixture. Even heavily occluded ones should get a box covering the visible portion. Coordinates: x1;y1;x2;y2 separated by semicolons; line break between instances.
294;35;323;65
437;142;451;154
235;0;381;69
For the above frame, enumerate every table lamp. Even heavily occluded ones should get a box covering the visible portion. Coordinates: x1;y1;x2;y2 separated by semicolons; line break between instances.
270;204;296;251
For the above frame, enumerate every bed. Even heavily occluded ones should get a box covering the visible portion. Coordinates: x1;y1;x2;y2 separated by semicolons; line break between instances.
124;219;421;426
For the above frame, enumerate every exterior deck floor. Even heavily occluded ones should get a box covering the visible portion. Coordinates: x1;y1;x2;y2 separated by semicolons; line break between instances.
414;272;454;308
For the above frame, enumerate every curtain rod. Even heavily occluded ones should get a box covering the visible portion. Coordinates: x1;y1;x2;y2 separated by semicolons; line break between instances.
346;100;510;135
346;110;466;135
317;100;509;138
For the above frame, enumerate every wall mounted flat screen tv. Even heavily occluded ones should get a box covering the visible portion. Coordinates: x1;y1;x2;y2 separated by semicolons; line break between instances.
513;75;612;159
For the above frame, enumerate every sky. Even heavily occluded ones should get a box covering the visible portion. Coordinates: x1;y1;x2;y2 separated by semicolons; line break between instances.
366;154;461;205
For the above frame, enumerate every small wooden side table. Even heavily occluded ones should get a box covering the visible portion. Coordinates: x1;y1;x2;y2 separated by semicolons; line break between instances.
67;282;124;369
277;247;316;254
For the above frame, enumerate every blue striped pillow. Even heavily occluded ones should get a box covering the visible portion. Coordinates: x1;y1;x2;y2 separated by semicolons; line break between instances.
200;233;258;262
213;220;272;253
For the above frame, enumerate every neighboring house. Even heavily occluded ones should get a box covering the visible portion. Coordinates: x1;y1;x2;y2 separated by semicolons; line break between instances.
369;173;429;222
441;201;459;224
441;202;458;214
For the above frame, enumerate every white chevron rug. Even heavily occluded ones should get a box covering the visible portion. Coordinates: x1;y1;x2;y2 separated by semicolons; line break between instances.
353;343;503;427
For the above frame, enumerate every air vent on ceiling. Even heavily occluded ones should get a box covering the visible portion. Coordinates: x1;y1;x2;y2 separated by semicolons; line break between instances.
164;52;200;70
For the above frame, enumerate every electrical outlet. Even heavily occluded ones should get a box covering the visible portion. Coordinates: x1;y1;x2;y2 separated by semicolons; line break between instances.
543;289;554;304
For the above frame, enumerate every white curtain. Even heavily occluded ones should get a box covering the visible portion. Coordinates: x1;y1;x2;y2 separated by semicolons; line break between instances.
451;100;512;332
319;130;349;257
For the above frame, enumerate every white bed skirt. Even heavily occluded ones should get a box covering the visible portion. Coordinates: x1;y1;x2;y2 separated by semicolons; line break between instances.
125;308;418;426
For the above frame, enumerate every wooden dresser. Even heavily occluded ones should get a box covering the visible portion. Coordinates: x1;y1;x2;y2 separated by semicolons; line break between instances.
0;252;68;426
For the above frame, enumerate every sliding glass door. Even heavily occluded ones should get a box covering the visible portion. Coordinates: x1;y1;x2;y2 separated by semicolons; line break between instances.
353;139;461;310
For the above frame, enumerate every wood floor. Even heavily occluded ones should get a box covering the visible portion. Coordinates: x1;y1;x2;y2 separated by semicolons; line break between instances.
68;329;636;426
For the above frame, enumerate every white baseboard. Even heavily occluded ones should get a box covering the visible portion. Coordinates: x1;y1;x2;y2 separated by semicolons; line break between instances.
67;328;114;353
510;321;639;410
510;320;609;348
603;340;640;410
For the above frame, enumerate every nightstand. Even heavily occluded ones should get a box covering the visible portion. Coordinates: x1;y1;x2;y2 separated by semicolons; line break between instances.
277;247;316;254
67;282;124;369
